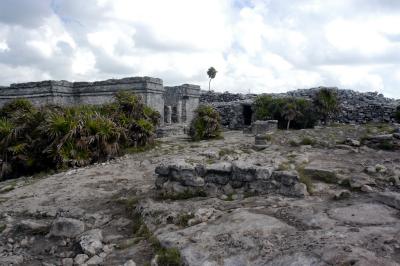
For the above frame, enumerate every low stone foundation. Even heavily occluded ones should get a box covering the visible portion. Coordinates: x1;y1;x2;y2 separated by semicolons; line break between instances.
362;133;400;150
155;160;308;198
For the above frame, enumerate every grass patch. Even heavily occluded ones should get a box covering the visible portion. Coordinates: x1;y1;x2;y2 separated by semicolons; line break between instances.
0;197;8;204
297;167;314;195
115;196;139;213
0;185;15;193
289;140;300;147
299;137;316;146
243;191;258;198
175;213;195;227
205;158;216;164
240;147;253;154
114;193;182;265
378;140;395;151
218;148;236;157
156;189;207;201
224;193;234;201
278;162;290;171
0;223;6;233
157;247;182;266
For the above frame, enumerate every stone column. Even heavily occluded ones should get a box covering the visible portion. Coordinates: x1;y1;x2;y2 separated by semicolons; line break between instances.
164;106;172;124
176;100;182;123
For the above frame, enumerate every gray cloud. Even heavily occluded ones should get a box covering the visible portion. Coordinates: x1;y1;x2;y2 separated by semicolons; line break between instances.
0;0;400;98
0;0;52;27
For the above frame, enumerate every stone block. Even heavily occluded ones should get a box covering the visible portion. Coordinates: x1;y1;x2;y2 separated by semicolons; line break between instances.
251;120;278;135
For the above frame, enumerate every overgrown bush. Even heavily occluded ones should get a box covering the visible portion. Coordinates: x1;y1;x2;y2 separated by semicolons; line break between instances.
313;88;339;124
188;105;221;141
254;95;317;129
0;91;160;180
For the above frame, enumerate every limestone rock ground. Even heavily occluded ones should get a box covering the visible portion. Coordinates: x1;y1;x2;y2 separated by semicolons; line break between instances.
0;124;400;265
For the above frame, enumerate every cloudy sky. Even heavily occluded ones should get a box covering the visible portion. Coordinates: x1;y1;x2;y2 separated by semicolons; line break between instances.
0;0;400;98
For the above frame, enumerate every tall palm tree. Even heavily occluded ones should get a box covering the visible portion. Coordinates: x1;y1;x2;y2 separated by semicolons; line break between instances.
207;67;217;91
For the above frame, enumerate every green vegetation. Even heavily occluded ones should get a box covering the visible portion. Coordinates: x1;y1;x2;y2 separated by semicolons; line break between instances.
175;213;195;227
297;167;314;195
377;140;395;151
283;102;303;130
0;92;160;180
156;189;207;201
254;88;340;130
218;148;237;157
115;194;182;266
313;88;339;125
157;247;182;266
299;137;316;146
0;223;6;233
207;67;217;91
188;105;222;141
254;95;317;129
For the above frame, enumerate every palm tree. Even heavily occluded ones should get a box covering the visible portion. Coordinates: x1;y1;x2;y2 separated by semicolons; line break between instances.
313;88;339;125
207;67;217;91
283;103;302;130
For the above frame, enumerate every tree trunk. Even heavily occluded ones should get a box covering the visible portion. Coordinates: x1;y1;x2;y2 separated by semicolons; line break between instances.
208;78;211;91
287;120;291;130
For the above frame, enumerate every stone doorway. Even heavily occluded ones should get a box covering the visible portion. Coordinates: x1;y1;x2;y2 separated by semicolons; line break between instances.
243;104;253;126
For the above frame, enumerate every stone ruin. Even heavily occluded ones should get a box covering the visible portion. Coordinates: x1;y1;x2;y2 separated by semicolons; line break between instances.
0;76;201;126
200;87;400;129
155;160;308;199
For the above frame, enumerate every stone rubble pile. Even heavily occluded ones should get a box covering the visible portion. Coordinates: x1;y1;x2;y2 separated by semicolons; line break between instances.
155;160;308;198
200;87;400;128
200;91;256;103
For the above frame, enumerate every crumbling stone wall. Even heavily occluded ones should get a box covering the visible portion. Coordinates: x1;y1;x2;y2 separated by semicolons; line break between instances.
200;87;400;129
200;91;256;102
155;160;308;198
0;77;202;125
164;84;200;124
0;77;165;120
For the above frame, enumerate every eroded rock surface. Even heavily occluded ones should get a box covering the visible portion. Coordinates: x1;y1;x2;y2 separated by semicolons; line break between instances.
1;125;400;265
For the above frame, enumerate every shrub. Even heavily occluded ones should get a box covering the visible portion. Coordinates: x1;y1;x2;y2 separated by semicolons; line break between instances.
188;105;221;141
313;88;339;124
157;247;182;266
0;92;160;180
299;137;316;146
254;96;317;129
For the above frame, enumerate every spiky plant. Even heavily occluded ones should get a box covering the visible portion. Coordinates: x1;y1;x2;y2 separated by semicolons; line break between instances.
188;105;221;141
313;88;339;125
0;91;159;180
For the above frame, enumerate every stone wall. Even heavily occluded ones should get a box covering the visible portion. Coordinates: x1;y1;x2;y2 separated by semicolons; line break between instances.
286;87;399;124
164;84;200;123
207;100;254;130
200;90;256;103
200;87;400;129
0;77;165;121
155;160;308;198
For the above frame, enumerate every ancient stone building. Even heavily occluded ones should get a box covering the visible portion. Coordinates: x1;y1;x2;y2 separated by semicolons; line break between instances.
164;84;200;124
0;77;201;125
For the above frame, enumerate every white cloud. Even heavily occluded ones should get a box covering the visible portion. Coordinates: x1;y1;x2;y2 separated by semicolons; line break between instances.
0;0;400;98
0;40;9;52
72;49;96;75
